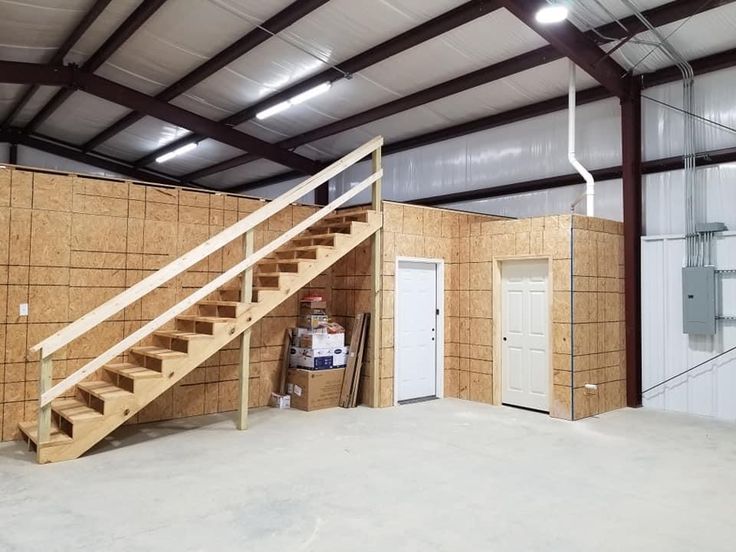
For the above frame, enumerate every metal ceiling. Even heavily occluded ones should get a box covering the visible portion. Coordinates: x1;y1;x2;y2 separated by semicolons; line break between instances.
1;0;735;192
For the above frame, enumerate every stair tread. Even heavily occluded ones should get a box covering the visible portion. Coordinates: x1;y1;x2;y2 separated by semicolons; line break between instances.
295;233;341;240
19;421;74;446
78;381;133;399
131;346;188;359
51;398;104;422
176;315;234;323
198;300;246;307
282;245;335;251
256;272;297;277
154;330;213;340
105;363;162;379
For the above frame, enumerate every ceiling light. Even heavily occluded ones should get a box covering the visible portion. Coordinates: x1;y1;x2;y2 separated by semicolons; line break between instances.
535;4;568;24
156;141;198;163
256;101;292;120
255;82;333;120
289;82;332;105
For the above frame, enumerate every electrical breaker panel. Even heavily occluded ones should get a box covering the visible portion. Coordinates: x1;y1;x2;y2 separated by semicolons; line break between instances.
682;266;716;335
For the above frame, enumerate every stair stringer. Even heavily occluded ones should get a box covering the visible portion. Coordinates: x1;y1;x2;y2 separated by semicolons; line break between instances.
33;215;382;463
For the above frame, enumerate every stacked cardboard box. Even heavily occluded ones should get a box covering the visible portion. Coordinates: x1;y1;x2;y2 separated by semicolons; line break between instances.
289;297;349;370
287;296;349;411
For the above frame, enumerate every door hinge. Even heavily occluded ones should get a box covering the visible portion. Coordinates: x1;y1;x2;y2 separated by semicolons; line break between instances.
436;308;440;316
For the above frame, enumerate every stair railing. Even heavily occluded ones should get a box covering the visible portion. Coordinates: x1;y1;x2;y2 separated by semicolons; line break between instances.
29;136;384;444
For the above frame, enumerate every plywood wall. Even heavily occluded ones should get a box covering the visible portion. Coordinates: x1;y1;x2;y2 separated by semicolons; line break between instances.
0;167;320;441
334;203;626;420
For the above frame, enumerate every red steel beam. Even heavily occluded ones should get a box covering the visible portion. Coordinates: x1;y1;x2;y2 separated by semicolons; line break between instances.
621;79;643;408
22;0;169;134
231;44;736;193
0;60;322;174
0;0;113;129
81;0;330;152
501;0;628;98
133;0;503;167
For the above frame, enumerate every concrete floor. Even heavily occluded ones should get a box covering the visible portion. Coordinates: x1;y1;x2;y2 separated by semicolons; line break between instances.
1;399;735;552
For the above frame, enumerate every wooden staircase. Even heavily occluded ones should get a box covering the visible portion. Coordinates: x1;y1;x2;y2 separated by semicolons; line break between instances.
19;137;384;463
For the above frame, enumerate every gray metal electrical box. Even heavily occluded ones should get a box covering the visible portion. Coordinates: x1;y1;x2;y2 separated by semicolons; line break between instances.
682;266;716;335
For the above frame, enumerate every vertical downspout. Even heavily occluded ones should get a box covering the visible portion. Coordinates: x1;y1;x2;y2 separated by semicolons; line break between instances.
568;60;595;217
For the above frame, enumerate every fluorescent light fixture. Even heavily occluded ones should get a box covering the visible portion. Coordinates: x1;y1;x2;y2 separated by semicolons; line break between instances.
289;82;332;105
156;141;198;164
256;101;292;120
255;82;333;120
535;4;568;23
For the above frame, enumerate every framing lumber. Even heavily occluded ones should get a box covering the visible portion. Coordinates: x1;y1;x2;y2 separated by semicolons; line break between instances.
237;229;255;430
370;146;383;407
82;0;330;151
340;313;365;407
133;0;503;167
23;0;168;134
0;0;113;129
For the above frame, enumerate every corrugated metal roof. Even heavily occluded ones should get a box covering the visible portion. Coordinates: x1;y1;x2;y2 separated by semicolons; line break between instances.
0;0;734;188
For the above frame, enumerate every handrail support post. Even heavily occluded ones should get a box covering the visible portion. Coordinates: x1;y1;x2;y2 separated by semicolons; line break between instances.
37;354;53;448
370;146;383;407
237;229;255;430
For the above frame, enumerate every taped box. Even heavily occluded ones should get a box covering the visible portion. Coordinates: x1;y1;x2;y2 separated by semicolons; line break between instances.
286;367;345;411
289;346;349;369
297;332;345;349
270;393;290;409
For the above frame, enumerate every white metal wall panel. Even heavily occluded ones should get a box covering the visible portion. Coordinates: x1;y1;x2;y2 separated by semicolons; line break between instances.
442;178;624;221
643;163;736;236
642;67;736;161
16;145;124;179
330;97;621;205
642;233;736;421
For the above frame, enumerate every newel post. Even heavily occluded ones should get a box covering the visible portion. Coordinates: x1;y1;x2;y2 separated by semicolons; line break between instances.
38;353;53;444
237;229;255;430
370;144;383;407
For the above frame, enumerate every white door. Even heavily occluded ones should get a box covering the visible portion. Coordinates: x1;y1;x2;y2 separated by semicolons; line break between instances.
396;261;438;401
501;259;550;411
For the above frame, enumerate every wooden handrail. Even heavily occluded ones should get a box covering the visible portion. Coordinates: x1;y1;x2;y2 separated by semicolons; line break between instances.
30;136;383;358
39;168;382;406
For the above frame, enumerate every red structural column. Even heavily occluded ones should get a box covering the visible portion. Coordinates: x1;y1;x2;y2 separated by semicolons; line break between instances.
621;78;643;407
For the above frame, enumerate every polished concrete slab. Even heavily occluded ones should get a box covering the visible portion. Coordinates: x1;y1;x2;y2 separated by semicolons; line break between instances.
1;399;734;551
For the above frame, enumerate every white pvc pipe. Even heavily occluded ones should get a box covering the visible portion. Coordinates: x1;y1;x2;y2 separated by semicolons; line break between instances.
568;61;595;217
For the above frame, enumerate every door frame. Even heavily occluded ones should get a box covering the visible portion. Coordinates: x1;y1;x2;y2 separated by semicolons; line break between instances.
394;256;445;406
492;255;554;409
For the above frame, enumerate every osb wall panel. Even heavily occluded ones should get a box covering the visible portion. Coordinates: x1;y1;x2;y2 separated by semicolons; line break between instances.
327;204;627;421
0;167;319;441
567;215;626;420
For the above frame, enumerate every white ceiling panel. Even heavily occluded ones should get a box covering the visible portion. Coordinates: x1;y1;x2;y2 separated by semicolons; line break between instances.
0;83;23;121
245;8;547;140
92;0;293;97
35;91;131;143
198;158;288;190
65;0;140;65
608;3;736;74
181;0;464;118
568;0;675;31
5;85;61;126
0;0;91;63
95;116;196;161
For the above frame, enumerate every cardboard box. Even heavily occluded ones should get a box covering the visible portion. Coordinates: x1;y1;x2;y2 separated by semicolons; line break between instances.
297;332;345;349
286;367;345;411
290;346;349;369
299;312;329;330
270;393;290;409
